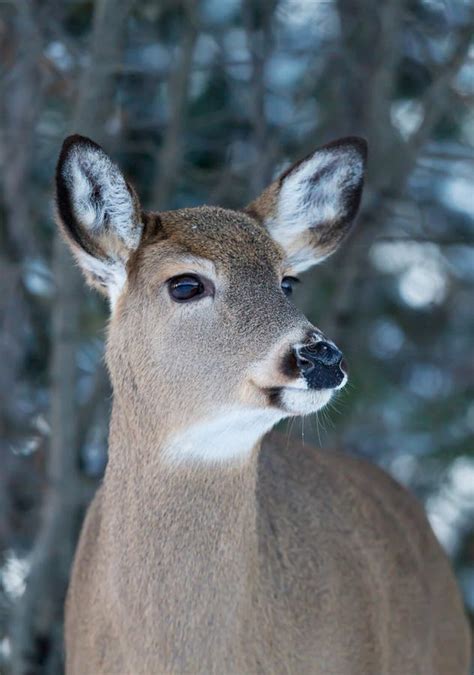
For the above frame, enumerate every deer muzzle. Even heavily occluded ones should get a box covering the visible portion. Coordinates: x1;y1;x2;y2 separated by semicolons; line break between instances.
294;336;347;390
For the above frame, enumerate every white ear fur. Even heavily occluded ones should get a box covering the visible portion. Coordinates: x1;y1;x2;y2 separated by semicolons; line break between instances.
56;135;142;306
67;147;139;247
261;137;367;273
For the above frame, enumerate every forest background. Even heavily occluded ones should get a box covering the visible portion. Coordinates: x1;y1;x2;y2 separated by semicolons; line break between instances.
0;0;473;672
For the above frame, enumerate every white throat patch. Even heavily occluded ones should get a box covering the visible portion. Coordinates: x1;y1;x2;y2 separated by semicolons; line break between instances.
163;408;284;464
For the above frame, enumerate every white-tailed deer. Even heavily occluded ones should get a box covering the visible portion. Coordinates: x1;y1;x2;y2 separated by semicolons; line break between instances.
56;135;470;674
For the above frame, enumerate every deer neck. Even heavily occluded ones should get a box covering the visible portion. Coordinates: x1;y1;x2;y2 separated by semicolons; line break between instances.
102;393;263;659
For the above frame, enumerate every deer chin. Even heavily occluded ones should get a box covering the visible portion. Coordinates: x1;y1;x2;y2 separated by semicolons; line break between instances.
278;386;335;416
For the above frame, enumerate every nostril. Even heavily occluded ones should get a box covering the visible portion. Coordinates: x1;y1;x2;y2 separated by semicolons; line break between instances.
294;352;314;373
303;341;341;367
294;338;346;389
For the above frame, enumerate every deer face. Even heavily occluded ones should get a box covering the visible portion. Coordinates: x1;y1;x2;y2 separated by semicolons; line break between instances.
56;136;366;461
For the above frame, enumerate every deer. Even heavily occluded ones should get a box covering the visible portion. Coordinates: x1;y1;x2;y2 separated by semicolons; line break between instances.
55;133;470;675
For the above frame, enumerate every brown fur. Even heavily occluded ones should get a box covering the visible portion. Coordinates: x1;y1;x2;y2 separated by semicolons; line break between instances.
66;430;470;674
56;138;470;674
65;207;470;675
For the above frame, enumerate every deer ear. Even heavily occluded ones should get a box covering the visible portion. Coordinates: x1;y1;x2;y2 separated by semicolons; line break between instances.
55;135;143;305
247;137;367;273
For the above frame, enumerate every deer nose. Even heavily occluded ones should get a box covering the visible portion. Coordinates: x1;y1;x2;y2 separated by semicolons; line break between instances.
294;340;346;389
296;341;343;370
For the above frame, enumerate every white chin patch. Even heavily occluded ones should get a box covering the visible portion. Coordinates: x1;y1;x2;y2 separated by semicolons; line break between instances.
279;387;334;415
163;408;284;465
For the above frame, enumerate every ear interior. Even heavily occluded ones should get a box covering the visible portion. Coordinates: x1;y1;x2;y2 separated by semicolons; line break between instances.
55;135;143;302
248;137;367;273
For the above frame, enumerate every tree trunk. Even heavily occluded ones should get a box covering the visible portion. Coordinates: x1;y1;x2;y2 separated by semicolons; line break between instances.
10;1;134;672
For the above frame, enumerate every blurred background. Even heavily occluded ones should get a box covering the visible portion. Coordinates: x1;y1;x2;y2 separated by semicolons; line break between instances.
0;0;473;672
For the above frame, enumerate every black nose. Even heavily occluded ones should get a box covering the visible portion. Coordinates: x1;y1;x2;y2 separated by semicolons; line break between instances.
295;340;345;390
297;341;342;369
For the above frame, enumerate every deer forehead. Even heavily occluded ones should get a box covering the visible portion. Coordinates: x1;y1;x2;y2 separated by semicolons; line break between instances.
138;206;285;274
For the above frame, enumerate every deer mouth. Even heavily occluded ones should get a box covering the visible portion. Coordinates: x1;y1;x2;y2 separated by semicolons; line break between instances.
266;384;338;415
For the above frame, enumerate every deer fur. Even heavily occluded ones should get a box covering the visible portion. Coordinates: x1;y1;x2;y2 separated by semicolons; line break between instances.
55;135;470;674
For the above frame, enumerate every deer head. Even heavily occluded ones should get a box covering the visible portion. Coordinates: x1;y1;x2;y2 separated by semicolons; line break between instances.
56;135;367;463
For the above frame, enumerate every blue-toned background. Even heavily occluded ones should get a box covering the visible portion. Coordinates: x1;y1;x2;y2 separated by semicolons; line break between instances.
1;0;473;671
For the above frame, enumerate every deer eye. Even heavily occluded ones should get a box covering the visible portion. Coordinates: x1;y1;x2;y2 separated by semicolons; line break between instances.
168;274;206;302
281;276;300;297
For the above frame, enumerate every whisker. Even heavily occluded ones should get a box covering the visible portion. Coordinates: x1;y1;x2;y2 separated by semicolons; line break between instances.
308;414;320;445
318;409;329;435
286;415;296;451
320;406;334;431
326;399;342;415
313;411;323;447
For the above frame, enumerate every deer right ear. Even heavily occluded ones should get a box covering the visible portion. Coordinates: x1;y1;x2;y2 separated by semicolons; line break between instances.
247;137;367;273
55;135;143;305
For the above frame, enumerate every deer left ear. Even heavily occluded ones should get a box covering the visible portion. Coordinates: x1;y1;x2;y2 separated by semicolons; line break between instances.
247;137;367;273
55;135;143;306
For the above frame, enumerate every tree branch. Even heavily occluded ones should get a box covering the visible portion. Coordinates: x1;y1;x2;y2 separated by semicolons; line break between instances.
323;3;474;341
152;1;198;210
242;0;278;193
10;1;134;671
